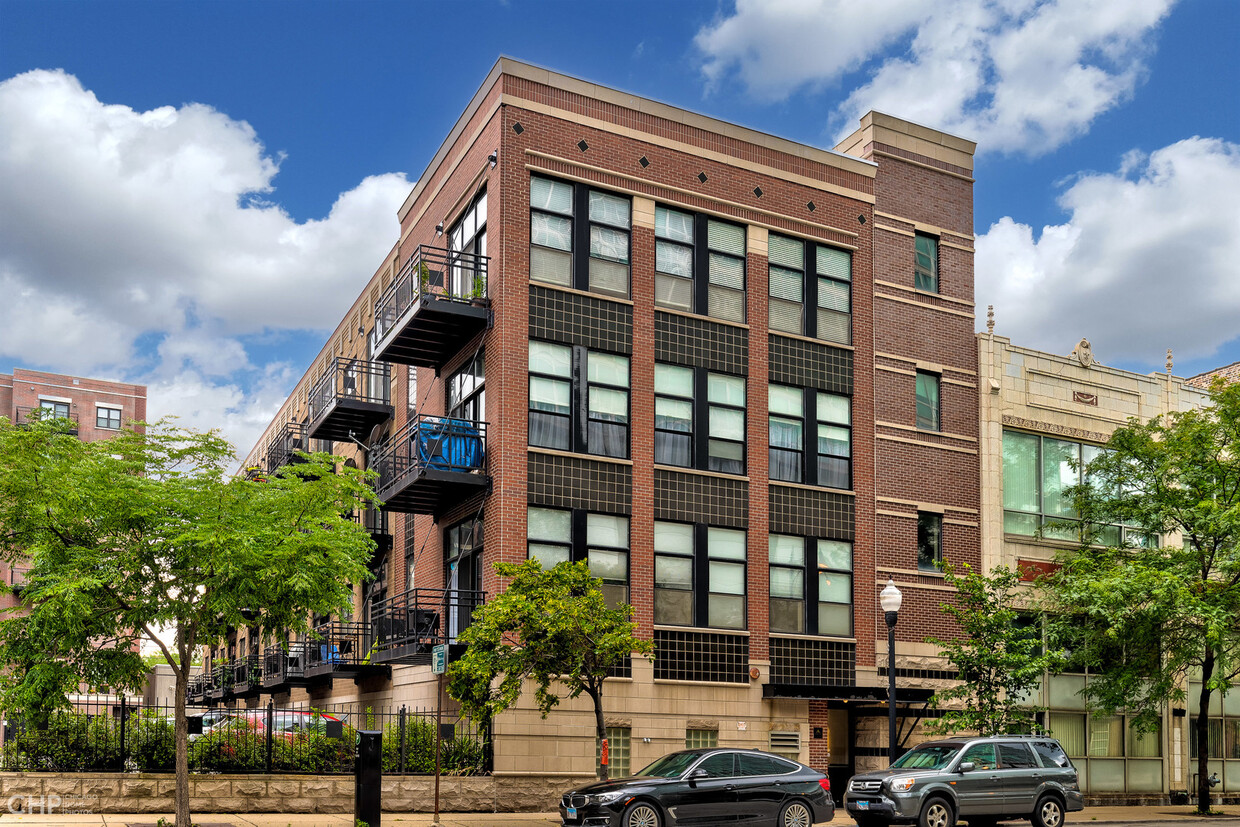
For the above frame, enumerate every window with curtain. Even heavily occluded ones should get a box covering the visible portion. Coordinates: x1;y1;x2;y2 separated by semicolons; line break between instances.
528;507;630;609
528;341;630;458
769;385;804;483
771;385;852;489
769;535;853;637
915;371;940;431
1048;712;1086;757
655;521;747;630
914;232;939;292
708;373;746;474
655;364;694;467
817;392;851;489
769;233;852;344
530;175;631;298
653;205;746;322
656;365;745;475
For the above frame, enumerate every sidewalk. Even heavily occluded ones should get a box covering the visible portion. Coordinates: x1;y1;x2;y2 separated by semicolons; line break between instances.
0;808;1238;825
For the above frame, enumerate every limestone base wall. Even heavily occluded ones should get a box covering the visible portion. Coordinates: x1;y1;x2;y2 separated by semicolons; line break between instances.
0;772;578;814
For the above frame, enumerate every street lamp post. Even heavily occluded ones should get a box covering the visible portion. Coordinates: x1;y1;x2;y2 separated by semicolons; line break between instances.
879;578;903;764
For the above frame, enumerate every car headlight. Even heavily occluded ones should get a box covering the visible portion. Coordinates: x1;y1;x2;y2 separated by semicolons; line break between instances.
888;777;916;792
587;791;629;805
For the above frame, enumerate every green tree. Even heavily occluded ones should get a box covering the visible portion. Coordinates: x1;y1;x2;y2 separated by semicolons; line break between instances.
0;417;377;826
446;559;653;779
1044;379;1240;814
926;563;1057;736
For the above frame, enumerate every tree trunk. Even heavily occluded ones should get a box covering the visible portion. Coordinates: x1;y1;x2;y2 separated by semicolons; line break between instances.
588;683;608;781
1196;651;1214;815
174;664;191;826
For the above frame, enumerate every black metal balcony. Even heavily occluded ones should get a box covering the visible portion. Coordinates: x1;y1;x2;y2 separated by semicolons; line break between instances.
371;416;488;515
205;663;232;700
306;358;393;443
352;506;392;556
303;622;387;681
15;406;79;433
231;655;263;697
261;642;310;691
369;587;485;665
372;245;490;369
187;674;210;704
243;465;268;482
10;566;29;593
266;421;308;474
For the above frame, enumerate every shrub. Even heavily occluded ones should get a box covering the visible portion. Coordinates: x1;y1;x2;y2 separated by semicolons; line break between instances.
380;716;487;775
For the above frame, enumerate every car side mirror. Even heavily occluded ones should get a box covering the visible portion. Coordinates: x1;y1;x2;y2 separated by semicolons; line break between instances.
688;768;709;786
957;761;975;773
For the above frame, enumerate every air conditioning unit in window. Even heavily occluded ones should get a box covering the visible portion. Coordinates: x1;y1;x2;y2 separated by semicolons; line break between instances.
769;731;801;753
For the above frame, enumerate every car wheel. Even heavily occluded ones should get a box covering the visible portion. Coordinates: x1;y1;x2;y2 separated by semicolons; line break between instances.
779;799;813;827
622;800;661;827
1032;794;1064;827
919;797;956;827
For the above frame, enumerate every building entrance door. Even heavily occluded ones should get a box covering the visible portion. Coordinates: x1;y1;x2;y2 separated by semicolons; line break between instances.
826;708;853;805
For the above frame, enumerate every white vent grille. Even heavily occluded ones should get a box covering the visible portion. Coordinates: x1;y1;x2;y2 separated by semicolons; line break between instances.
769;731;801;753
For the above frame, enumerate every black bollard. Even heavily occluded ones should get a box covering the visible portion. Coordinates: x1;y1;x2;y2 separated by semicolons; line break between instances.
355;729;382;827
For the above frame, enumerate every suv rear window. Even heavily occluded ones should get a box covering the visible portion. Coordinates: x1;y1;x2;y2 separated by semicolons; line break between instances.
1032;741;1071;768
997;742;1037;769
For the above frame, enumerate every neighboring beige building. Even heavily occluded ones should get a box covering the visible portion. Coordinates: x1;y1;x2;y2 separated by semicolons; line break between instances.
979;323;1213;799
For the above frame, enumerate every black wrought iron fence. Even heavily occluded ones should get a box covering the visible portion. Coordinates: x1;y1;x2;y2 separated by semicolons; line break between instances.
0;697;489;776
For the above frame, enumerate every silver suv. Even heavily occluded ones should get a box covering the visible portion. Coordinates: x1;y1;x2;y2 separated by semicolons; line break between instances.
843;735;1084;827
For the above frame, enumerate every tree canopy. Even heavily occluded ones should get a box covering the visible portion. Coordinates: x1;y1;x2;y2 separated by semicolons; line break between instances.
0;416;378;825
447;559;653;779
926;562;1058;736
1043;379;1240;813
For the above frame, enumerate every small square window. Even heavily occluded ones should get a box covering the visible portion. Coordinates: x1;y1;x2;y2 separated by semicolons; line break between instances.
97;407;122;429
918;512;943;572
686;729;718;749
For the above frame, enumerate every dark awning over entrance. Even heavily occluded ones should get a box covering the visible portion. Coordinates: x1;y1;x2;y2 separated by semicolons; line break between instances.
762;684;936;704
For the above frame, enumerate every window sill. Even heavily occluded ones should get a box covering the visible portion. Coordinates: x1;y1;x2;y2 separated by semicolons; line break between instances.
768;479;854;496
654;464;748;482
654;305;750;331
769;632;857;644
876;565;946;580
768;329;854;351
654;625;750;637
528;446;633;466
529;279;635;307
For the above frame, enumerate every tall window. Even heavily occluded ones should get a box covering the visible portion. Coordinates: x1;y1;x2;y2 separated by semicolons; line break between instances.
654;521;747;630
530;176;631;298
917;512;943;572
445;517;483;637
915;233;939;293
449;188;487;297
654;364;745;475
915;371;940;431
768;234;852;344
526;507;630;608
769;385;852;489
653;206;746;323
1002;430;1150;545
769;535;853;636
529;342;630;459
96;406;122;430
448;354;484;422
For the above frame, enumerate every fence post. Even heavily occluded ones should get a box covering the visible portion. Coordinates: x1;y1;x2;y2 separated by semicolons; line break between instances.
119;695;126;769
398;706;407;773
265;700;274;772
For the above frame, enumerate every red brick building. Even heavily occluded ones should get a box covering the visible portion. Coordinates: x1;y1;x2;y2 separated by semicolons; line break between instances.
220;59;979;794
0;367;148;610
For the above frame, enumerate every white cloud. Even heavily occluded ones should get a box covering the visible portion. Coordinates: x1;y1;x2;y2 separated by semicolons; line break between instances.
696;0;1178;154
0;69;413;453
977;137;1240;365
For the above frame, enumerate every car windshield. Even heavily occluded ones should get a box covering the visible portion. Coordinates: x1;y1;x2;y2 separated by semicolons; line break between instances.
636;751;703;778
889;744;961;770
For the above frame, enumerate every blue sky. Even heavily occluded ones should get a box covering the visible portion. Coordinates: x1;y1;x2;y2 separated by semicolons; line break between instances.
1;0;1237;456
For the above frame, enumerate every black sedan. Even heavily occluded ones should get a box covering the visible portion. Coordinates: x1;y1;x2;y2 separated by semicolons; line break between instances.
559;747;835;827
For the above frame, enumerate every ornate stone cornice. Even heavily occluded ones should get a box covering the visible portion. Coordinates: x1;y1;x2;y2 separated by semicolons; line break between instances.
1001;414;1110;444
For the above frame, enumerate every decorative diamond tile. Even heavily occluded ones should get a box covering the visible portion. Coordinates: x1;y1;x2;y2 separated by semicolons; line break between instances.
697;172;708;183
639;156;650;168
577;139;589;152
512;122;524;134
858;214;866;224
753;186;763;197
807;201;816;212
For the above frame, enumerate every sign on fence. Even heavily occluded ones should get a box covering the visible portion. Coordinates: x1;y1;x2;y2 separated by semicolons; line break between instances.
431;644;447;675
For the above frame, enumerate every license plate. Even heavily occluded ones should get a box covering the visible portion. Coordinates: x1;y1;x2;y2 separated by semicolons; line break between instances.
856;801;870;810
567;806;577;820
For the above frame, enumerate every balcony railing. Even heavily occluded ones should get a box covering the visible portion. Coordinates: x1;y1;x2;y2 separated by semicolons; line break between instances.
303;622;380;679
369;588;485;665
14;407;79;431
205;663;233;699
262;642;310;689
306;358;393;443
10;567;29;592
187;674;210;703
370;416;488;515
266;421;308;474
372;245;490;369
231;654;263;696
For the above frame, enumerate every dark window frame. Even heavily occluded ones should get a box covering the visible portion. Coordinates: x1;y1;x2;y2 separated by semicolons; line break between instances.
915;371;941;432
654;520;747;631
769;384;852;489
447;353;485;422
915;232;939;293
528;341;630;459
530;175;631;299
526;506;630;606
653;205;747;323
654;363;746;475
769;534;854;637
768;232;853;344
917;511;943;572
448;186;487;297
96;406;122;430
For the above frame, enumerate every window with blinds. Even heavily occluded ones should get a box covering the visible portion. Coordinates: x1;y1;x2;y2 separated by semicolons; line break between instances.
530;175;631;298
769;233;851;344
654;205;747;324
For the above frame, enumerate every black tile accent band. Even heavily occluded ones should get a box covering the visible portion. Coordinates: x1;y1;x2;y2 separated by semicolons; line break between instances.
655;469;748;528
769;485;854;540
655;312;748;376
528;451;632;514
769;335;852;394
530;285;633;354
